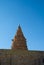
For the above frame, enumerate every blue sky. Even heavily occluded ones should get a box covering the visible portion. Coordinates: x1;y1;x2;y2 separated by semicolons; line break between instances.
0;0;44;51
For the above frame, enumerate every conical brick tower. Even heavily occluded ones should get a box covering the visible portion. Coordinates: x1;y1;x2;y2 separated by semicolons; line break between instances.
11;25;27;50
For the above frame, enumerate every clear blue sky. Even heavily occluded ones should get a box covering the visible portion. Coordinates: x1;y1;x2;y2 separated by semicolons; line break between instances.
0;0;44;51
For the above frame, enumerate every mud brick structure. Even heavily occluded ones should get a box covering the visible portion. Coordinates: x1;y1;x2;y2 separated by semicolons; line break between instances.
0;25;44;65
12;25;27;50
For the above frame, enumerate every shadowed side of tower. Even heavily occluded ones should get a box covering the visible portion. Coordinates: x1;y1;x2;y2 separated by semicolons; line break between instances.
11;25;28;50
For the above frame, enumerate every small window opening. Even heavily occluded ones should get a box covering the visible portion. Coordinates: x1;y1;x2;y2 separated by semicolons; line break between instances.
43;59;44;63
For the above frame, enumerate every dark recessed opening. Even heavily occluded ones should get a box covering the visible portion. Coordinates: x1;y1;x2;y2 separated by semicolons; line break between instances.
43;59;44;63
0;60;1;65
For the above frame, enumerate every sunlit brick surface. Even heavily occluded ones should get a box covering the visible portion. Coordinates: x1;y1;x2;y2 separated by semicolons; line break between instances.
12;25;27;50
0;50;44;65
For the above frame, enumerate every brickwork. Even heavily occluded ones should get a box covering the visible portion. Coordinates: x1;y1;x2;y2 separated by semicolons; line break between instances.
0;26;44;65
0;50;44;65
12;25;27;50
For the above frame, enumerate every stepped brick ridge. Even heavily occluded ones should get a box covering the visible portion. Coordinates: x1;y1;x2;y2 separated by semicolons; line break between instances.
11;25;27;50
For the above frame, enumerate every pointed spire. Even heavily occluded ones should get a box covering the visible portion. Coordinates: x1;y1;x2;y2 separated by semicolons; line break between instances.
11;25;28;50
16;25;23;36
18;24;21;29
